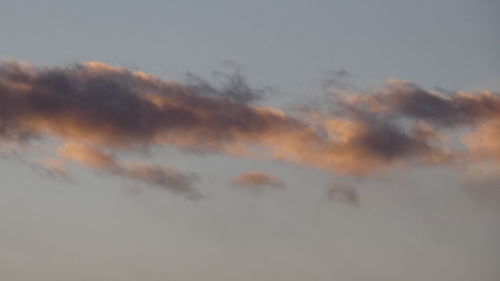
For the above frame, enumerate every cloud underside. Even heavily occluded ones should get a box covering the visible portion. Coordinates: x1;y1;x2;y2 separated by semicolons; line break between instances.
1;60;499;195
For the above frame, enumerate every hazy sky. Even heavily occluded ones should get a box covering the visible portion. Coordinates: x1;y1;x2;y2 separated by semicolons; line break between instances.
1;1;499;281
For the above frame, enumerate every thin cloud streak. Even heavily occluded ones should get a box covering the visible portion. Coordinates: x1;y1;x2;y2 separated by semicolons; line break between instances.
232;171;286;189
58;142;201;198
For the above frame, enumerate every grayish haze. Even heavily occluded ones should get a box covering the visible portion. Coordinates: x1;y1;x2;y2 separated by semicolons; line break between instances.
0;0;499;280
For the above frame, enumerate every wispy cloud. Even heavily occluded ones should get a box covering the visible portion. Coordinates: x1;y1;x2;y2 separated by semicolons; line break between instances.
58;142;200;198
231;171;286;189
31;157;71;180
326;182;359;205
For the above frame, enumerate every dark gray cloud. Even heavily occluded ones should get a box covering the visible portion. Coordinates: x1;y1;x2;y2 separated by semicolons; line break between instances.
185;69;265;104
0;60;299;150
326;183;359;205
321;68;353;90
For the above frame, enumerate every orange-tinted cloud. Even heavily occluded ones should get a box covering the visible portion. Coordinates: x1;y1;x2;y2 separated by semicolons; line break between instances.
232;171;285;189
1;60;499;193
462;120;500;162
59;142;117;170
58;142;200;198
337;80;500;128
331;80;500;163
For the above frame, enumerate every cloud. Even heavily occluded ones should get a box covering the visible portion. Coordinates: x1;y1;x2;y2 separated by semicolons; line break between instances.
58;142;200;198
231;171;286;189
340;80;500;127
1;60;500;194
0;60;300;151
185;69;265;104
321;68;353;90
326;183;359;205
32;157;71;180
58;142;117;170
329;79;500;163
462;120;500;162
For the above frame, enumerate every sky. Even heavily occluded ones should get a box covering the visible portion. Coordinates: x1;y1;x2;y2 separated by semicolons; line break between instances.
0;0;499;280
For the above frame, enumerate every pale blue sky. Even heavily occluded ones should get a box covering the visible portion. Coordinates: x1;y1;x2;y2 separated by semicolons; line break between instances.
1;1;499;280
1;0;499;91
